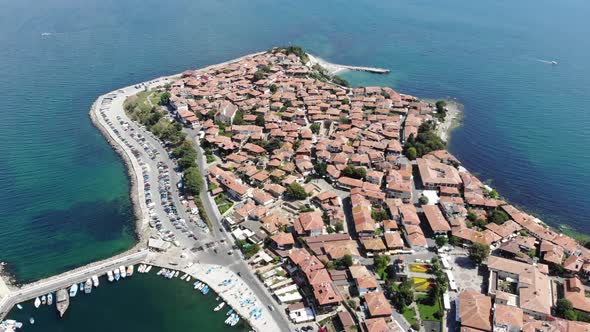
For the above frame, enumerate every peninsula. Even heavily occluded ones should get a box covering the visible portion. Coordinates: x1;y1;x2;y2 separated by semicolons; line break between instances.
2;46;590;332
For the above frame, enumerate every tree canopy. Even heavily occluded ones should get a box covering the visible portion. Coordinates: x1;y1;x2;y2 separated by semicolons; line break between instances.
469;243;490;264
286;183;308;200
403;121;446;159
341;165;367;180
182;167;203;195
310;122;321;134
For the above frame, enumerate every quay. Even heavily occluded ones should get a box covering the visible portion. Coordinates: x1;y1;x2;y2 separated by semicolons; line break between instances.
336;64;390;74
0;250;148;320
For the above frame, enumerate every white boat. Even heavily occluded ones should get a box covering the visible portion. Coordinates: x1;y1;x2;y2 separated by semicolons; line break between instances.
127;265;134;277
551;60;558;65
186;276;191;282
114;268;121;281
84;279;92;294
120;265;127;278
145;265;152;273
180;273;187;280
92;275;99;287
193;282;201;289
41;296;46;305
69;284;78;297
107;270;114;282
138;264;145;273
29;317;35;324
214;302;225;311
156;268;163;276
174;271;179;278
34;297;41;308
16;304;23;310
47;293;53;306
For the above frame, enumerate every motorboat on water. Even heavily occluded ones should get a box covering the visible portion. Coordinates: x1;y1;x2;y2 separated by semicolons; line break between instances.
185;276;191;282
225;314;236;324
231;315;240;326
173;271;179;278
34;297;41;308
214;302;225;311
41;295;46;305
226;309;234;316
180;273;187;280
144;265;152;273
193;282;201;290
29;317;34;325
92;275;99;287
79;283;84;291
120;265;127;278
107;270;114;282
84;279;92;294
16;304;23;310
138;264;144;273
126;265;134;277
69;284;78;297
56;288;69;317
202;285;210;295
114;268;121;281
47;293;53;306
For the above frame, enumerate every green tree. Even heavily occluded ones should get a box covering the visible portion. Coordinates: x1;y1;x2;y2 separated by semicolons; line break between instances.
393;279;414;308
314;162;327;177
159;92;171;105
182;167;203;195
342;254;353;267
341;165;367;180
407;147;417;160
435;100;447;113
487;209;509;225
555;298;577;320
253;70;265;81
255;114;266;127
286;183;308;200
435;236;448;247
374;254;391;276
469;243;490;264
335;222;344;232
310;122;321;134
418;195;429;205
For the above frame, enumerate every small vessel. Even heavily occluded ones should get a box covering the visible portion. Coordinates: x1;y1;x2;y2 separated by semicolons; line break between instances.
79;283;83;291
231;315;240;326
551;60;558;65
84;279;92;294
92;275;99;287
34;297;41;308
56;289;70;317
41;295;46;305
157;268;164;276
180;273;187;280
174;271;179;278
202;285;210;295
214;302;225;311
107;270;114;282
186;276;191;282
16;304;23;310
114;268;121;281
47;293;53;306
120;265;127;278
29;317;35;324
126;265;134;277
225;314;235;324
226;309;234;316
69;284;78;297
145;265;152;273
193;281;201;289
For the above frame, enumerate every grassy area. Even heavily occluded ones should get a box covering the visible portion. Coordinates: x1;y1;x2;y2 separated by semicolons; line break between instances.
214;194;233;214
416;294;442;321
402;306;417;326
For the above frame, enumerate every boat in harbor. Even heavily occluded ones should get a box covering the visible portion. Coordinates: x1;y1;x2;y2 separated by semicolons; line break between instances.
41;295;46;305
92;275;99;287
225;314;235;324
29;317;34;325
84;279;92;294
126;265;134;277
230;315;240;326
180;273;187;280
202;285;210;295
107;270;114;282
214;302;225;311
34;297;40;308
114;268;120;281
56;289;69;317
16;304;22;310
226;309;234;316
144;265;152;273
79;283;83;291
157;268;163;276
69;284;78;297
120;265;127;278
193;281;201;289
185;276;191;282
174;271;179;278
47;293;53;306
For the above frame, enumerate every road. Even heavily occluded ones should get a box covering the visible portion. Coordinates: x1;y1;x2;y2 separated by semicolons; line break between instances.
103;83;293;331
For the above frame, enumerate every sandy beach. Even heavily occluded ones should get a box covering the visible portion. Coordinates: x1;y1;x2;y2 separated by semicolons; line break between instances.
433;100;463;143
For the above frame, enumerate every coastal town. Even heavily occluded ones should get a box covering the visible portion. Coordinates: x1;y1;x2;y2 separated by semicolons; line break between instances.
3;47;590;332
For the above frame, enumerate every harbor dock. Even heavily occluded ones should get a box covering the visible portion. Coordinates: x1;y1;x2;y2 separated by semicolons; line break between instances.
0;250;148;320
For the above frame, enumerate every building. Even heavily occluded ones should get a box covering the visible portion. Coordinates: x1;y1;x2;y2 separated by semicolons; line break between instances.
416;157;462;190
349;265;379;295
493;304;523;332
422;204;451;235
564;277;590;314
363;292;393;318
456;289;492;332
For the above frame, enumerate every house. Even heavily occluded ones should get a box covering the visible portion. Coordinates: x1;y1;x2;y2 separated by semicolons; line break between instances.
494;304;523;332
486;256;552;319
363;292;393;318
564;277;590;314
403;224;428;251
364;318;392;332
287;302;315;323
456;289;492;332
215;100;238;124
338;311;356;332
383;232;405;251
294;211;324;236
416;157;462;190
422;204;451;235
360;237;387;256
349;265;379;295
271;232;295;250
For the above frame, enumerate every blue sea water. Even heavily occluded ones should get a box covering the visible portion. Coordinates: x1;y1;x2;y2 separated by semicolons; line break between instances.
0;0;589;327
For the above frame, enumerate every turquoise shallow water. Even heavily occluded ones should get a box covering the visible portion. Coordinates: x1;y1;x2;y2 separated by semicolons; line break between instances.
1;0;590;328
6;272;249;331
